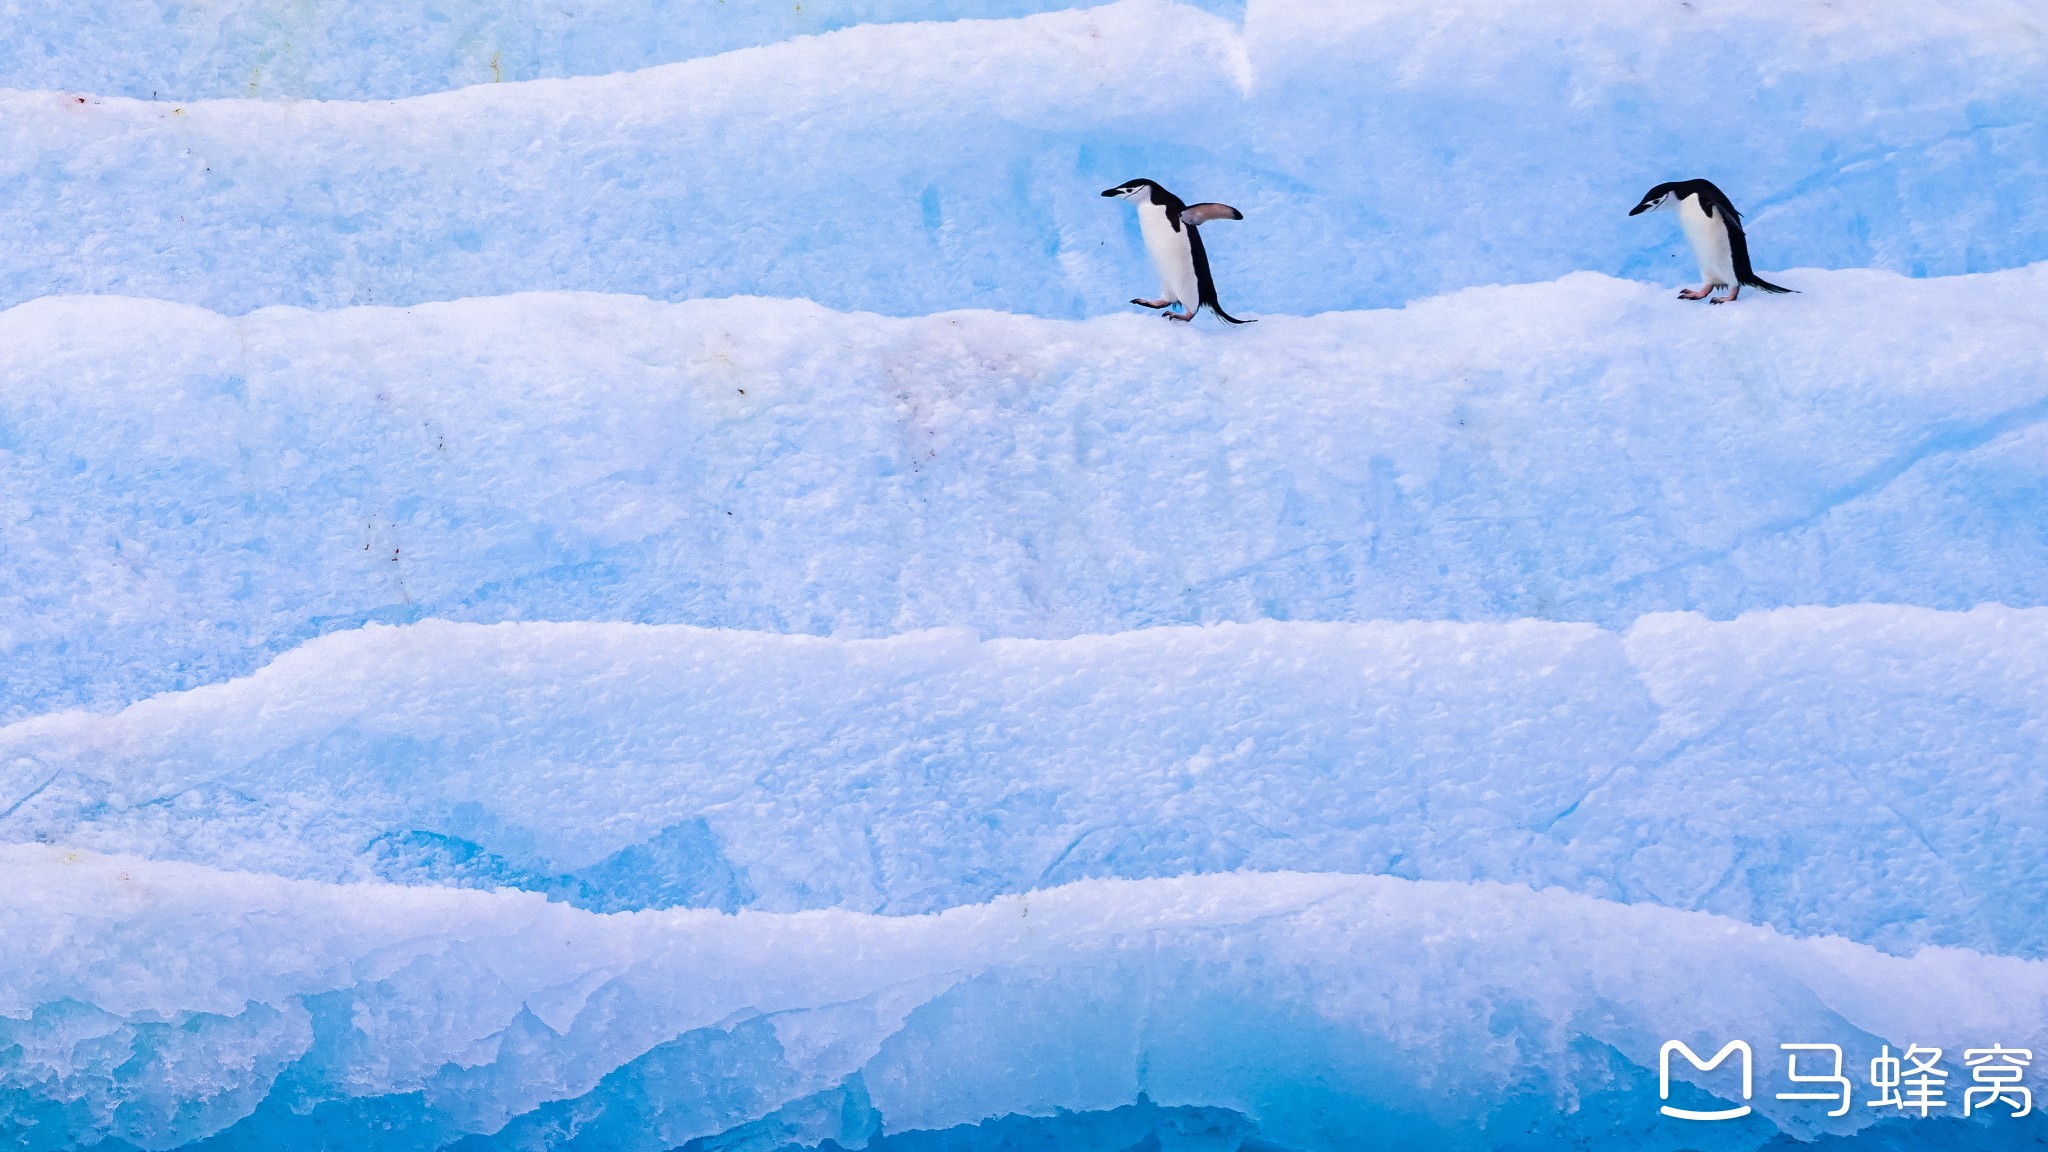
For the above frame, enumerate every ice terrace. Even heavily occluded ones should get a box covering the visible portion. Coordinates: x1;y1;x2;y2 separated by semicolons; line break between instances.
3;1;2047;1148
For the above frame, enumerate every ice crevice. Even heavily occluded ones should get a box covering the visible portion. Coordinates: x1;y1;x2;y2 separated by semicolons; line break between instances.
1611;389;2048;599
0;767;63;823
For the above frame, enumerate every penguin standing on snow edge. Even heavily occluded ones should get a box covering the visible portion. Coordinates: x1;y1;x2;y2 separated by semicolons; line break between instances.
1629;178;1794;303
1102;179;1253;323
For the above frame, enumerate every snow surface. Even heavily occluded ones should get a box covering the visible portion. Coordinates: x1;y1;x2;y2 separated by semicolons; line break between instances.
1;0;2044;316
5;846;2044;1151
5;605;2048;959
5;267;2047;720
0;0;1192;102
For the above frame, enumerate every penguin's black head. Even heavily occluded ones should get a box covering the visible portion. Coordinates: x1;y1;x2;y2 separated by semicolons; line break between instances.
1101;179;1162;202
1629;182;1684;215
1631;179;1726;216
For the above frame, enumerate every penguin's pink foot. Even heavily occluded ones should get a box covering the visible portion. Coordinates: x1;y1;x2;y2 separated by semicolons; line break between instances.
1710;285;1741;305
1131;297;1171;310
1165;309;1195;322
1678;286;1714;300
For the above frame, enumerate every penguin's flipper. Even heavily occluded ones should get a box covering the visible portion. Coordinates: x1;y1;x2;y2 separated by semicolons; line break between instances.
1180;203;1244;225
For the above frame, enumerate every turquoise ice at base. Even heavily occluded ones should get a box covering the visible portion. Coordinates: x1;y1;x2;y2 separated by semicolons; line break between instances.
3;0;2047;1148
3;849;2045;1152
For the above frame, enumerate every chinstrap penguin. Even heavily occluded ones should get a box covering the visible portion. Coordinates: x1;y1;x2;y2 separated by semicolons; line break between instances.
1629;179;1793;303
1101;179;1252;324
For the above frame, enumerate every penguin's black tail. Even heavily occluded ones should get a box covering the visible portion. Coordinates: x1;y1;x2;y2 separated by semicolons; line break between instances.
1207;303;1256;325
1742;275;1795;294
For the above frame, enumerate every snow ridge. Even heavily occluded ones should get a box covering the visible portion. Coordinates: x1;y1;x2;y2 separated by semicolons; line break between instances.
5;604;2047;958
0;0;2042;315
5;269;2046;719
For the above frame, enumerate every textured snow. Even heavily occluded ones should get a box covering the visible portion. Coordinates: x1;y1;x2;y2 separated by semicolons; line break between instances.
1;0;2044;316
0;0;1183;101
5;605;2046;958
6;267;2048;720
4;846;2043;1151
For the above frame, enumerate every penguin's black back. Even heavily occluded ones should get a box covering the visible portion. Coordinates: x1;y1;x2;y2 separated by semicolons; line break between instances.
1186;224;1253;324
1680;179;1794;294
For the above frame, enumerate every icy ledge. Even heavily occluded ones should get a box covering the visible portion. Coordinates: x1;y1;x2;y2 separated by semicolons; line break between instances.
3;846;2043;1151
1;0;2042;314
6;603;2047;958
5;266;2048;719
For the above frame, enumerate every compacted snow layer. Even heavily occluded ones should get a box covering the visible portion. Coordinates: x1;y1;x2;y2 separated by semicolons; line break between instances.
5;604;2046;957
0;0;1153;102
1;0;2043;315
4;267;2046;718
3;847;2044;1151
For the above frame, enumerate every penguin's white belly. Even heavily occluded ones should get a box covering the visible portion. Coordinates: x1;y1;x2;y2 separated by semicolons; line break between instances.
1677;195;1736;287
1137;203;1200;308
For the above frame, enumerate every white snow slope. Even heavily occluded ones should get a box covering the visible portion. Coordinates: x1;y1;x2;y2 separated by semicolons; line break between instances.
0;0;2043;316
0;0;1212;101
4;267;2046;719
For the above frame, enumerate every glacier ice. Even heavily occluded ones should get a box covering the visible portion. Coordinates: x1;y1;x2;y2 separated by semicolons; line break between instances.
5;0;2046;1147
5;604;2046;957
0;0;1197;102
4;269;2047;718
1;0;2044;317
3;847;2044;1151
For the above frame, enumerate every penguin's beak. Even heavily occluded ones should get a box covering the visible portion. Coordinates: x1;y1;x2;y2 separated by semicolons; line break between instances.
1101;188;1122;197
1627;201;1651;216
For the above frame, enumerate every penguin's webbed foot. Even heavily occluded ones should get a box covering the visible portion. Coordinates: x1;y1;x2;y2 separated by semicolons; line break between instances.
1164;309;1195;322
1710;285;1740;305
1130;297;1171;310
1677;286;1714;301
